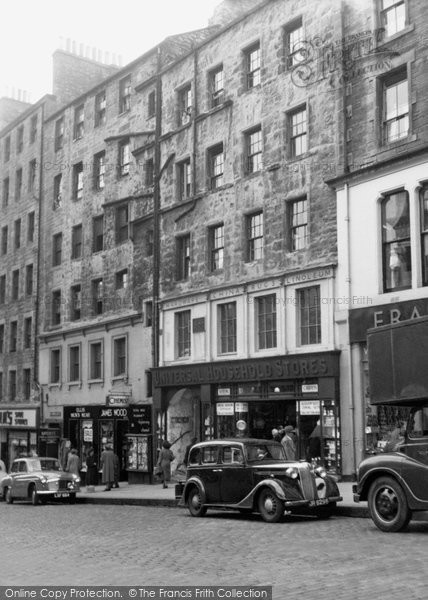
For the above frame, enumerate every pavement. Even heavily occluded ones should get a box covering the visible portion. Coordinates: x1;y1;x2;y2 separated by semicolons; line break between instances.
78;478;369;517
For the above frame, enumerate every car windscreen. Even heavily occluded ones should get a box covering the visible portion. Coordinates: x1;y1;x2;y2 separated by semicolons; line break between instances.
27;459;62;472
246;443;286;462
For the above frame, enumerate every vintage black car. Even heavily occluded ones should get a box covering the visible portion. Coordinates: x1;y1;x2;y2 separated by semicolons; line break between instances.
1;457;80;505
179;439;341;522
354;404;428;532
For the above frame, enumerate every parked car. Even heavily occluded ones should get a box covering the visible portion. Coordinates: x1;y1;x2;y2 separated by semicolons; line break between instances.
0;457;80;505
0;459;7;499
178;439;341;522
354;403;428;532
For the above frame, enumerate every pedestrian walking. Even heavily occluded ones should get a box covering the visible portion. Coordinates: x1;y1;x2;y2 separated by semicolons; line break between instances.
100;444;115;491
281;426;296;461
66;448;81;476
156;440;175;489
85;446;98;492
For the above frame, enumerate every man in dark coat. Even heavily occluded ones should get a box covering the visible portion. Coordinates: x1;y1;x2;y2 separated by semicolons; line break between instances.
100;444;115;491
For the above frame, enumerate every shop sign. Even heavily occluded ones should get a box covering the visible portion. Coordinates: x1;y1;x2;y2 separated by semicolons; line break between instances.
44;406;63;422
40;429;60;441
235;402;248;413
100;407;129;418
0;409;38;428
83;428;93;442
216;402;234;415
300;400;320;415
302;384;319;394
107;395;129;407
128;405;152;435
217;387;231;396
284;267;333;285
171;416;190;424
69;407;94;419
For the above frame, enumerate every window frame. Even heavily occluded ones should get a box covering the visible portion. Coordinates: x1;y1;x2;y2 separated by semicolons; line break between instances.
119;75;131;114
17;125;24;154
115;205;129;244
95;90;107;127
15;168;22;202
54;117;64;151
209;223;224;272
381;68;409;145
27;212;35;243
177;84;192;126
52;232;63;267
177;158;191;200
288;197;308;251
381;189;411;292
92;278;104;315
72;162;83;201
115;269;128;290
68;344;81;383
247;211;264;262
244;42;261;89
113;335;127;378
53;173;63;209
9;320;18;353
176;234;191;281
25;264;33;296
92;215;104;253
23;368;32;400
14;218;21;249
70;284;82;321
94;151;106;191
71;224;83;260
378;0;407;38
30;115;38;144
51;290;62;326
208;143;224;190
297;285;321;346
89;340;103;381
218;301;237;355
50;347;61;384
9;369;17;401
288;105;308;158
3;177;9;207
255;294;278;350
285;18;305;68
209;65;225;108
24;317;32;349
245;126;263;174
12;269;19;301
118;139;130;177
73;104;85;140
175;310;191;359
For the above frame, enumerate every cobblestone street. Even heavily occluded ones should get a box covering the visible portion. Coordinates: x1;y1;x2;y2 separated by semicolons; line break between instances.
1;503;427;599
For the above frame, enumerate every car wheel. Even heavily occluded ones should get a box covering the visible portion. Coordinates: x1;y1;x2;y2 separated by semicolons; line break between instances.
368;476;411;532
315;503;336;519
187;486;207;517
258;488;284;523
30;485;39;506
68;493;76;504
5;487;13;504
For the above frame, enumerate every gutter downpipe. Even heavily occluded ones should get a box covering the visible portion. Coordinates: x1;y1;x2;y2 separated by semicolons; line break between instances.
34;102;44;431
152;45;162;371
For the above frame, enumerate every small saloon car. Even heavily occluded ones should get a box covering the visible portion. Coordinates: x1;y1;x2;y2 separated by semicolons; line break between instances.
1;457;80;505
354;404;428;532
179;439;341;522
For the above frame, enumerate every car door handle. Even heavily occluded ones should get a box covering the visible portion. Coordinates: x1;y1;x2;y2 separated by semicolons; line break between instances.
212;469;223;472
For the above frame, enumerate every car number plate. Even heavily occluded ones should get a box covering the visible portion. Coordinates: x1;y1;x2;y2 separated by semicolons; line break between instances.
309;498;329;507
54;492;70;498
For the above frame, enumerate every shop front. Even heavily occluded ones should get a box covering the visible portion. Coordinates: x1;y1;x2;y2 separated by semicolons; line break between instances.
63;401;153;484
152;351;341;475
0;407;40;469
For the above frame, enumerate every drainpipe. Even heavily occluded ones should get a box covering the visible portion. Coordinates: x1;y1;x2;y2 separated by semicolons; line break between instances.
152;46;162;370
344;181;358;477
34;103;44;431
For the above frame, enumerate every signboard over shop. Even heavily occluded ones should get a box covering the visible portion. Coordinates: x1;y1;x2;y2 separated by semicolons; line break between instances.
0;409;39;428
299;400;321;415
153;352;339;388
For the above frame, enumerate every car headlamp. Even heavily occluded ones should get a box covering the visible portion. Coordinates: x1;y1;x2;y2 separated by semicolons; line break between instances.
285;467;298;479
314;466;327;478
40;476;48;484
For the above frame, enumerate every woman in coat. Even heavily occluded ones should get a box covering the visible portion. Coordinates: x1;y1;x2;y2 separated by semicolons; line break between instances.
66;448;81;476
85;447;98;491
156;440;175;489
100;444;115;491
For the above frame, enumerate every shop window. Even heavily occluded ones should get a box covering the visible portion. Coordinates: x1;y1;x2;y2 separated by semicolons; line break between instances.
69;345;80;382
175;310;191;358
208;143;224;190
24;317;32;348
288;105;307;158
177;84;192;126
176;234;190;281
94;151;106;190
70;285;81;321
379;0;406;37
382;190;411;292
71;224;83;260
23;368;31;400
50;348;61;383
289;197;308;250
52;290;61;325
420;186;428;286
15;169;22;202
113;336;127;377
218;302;237;354
52;232;62;266
381;69;409;144
119;75;131;114
95;90;106;127
28;159;37;193
53;173;63;209
177;158;191;200
89;341;103;380
115;205;129;244
245;126;263;174
72;162;83;201
27;212;35;243
92;215;104;253
9;321;17;352
209;223;224;271
55;117;64;151
118;139;130;177
209;65;224;108
244;43;261;89
256;294;277;350
3;177;9;207
92;279;103;315
297;286;321;345
246;211;263;262
73;104;84;140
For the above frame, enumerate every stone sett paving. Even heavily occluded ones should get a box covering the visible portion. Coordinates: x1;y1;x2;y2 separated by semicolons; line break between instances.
1;503;427;600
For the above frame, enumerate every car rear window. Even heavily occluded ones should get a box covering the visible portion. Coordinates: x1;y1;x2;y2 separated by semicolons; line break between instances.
222;447;244;464
201;447;218;464
409;407;428;438
246;443;285;461
188;447;201;466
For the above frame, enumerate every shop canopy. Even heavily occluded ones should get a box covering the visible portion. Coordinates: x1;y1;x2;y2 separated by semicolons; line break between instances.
367;315;428;405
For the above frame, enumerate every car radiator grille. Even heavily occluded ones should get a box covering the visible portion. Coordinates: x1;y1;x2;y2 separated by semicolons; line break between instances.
58;480;70;491
298;467;317;501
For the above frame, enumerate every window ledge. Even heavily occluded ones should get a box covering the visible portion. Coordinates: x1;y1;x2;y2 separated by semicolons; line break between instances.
67;381;82;390
380;133;417;151
48;383;62;390
88;379;104;388
376;23;415;47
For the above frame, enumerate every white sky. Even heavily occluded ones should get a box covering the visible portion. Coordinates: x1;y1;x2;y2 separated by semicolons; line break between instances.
0;0;221;102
